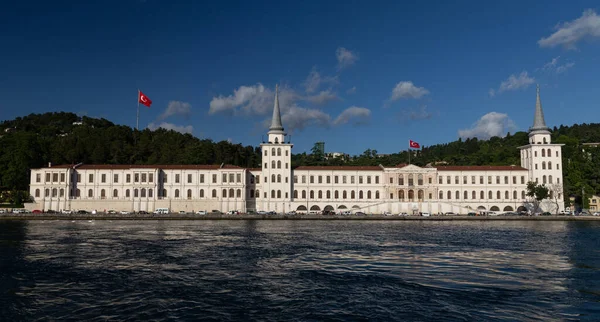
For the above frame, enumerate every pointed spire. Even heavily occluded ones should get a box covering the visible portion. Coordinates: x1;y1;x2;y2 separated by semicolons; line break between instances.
269;84;285;133
530;84;549;132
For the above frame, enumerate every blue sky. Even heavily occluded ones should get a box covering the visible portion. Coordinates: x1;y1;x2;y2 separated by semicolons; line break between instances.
1;1;599;155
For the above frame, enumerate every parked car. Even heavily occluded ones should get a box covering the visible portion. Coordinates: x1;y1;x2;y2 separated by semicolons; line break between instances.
61;209;72;214
383;211;393;216
120;210;130;215
355;212;366;216
32;210;42;213
196;210;207;215
77;210;88;214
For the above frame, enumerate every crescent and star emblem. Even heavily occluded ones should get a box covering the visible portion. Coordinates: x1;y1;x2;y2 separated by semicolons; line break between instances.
141;95;147;102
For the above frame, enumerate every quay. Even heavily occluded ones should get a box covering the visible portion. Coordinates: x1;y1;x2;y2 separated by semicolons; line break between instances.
1;213;600;221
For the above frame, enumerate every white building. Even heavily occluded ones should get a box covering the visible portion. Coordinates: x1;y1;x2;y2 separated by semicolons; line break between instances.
27;85;564;214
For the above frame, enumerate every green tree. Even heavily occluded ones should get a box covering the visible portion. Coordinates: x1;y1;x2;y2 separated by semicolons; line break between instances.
526;181;549;214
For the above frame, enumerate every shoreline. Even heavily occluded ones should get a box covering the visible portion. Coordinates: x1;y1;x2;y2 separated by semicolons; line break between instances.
1;214;600;221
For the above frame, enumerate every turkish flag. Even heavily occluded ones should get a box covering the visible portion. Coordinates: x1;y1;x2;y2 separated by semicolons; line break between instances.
409;140;420;149
138;91;152;107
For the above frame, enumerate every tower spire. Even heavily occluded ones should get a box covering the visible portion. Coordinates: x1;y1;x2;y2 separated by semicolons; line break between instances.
269;84;285;133
530;84;549;132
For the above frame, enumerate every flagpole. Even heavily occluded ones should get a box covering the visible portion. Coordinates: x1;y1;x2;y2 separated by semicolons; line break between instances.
136;89;140;131
408;141;411;165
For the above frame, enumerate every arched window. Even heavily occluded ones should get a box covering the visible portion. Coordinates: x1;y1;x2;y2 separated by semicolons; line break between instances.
212;189;217;198
439;191;443;199
271;174;276;182
149;189;153;198
141;188;146;198
535;151;537;157
60;189;64;197
542;161;546;170
343;191;347;199
277;161;281;169
113;189;118;198
351;190;355;199
293;190;298;198
277;148;281;156
76;189;80;198
175;189;180;198
227;188;233;198
126;189;130;198
187;189;191;199
134;189;139;198
376;191;380;199
418;174;423;185
359;190;363;199
271;148;275;156
255;189;260;198
480;191;484;199
310;190;314;199
417;190;423;200
399;190;405;199
496;191;501;199
367;191;372;199
286;150;288;156
318;190;323;199
408;174;414;185
398;175;404;185
549;175;553;184
271;161;276;168
447;191;451;200
334;190;339;199
200;189;205;198
45;189;49;197
52;188;57;197
542;149;546;157
88;189;93;198
408;190;414;200
302;190;307;199
464;191;468;199
521;191;526;199
35;189;40;197
455;191;459;199
271;190;275;198
543;175;547;184
326;190;331;199
277;174;281;183
488;191;492;199
547;148;551;157
277;190;281;198
513;191;517;199
275;138;278;143
548;161;552;170
504;191;508;199
472;191;476;199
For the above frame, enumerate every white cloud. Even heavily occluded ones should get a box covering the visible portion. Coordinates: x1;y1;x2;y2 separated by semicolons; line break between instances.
336;47;359;70
390;81;430;101
147;122;194;134
158;101;191;120
208;84;300;116
333;106;371;126
458;112;517;140
306;90;339;105
346;86;356;94
280;106;331;132
490;71;535;96
541;56;575;74
538;9;600;50
303;67;338;93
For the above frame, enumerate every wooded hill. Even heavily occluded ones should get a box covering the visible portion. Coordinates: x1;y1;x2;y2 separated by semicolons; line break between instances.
2;112;599;207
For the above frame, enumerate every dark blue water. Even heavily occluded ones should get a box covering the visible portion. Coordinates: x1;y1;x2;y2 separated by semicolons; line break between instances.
1;220;599;321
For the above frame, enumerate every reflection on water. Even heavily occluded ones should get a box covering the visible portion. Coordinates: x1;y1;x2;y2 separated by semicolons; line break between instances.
1;220;600;321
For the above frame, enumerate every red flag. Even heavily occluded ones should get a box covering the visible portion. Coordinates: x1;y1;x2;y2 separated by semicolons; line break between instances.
138;91;152;107
409;140;420;149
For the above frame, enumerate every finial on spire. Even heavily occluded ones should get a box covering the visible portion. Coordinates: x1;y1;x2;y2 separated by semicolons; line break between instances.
530;84;549;133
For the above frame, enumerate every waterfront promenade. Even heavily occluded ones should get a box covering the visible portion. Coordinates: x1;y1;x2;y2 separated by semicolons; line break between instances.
1;213;599;221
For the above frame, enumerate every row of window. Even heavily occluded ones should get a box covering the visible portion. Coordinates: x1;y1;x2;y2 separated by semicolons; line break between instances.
264;161;289;169
536;175;559;185
533;162;559;170
440;175;527;185
525;148;559;158
439;189;559;200
36;188;244;199
37;172;245;185
38;173;66;183
264;147;289;156
292;175;382;185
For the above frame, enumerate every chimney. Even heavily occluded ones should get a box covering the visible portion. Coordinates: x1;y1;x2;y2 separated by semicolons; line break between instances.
48;162;52;168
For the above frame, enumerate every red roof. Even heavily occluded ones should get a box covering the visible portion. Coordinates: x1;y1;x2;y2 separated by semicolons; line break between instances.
294;165;383;171
435;165;527;171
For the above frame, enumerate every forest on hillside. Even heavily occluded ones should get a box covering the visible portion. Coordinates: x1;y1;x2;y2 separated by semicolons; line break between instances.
2;112;600;207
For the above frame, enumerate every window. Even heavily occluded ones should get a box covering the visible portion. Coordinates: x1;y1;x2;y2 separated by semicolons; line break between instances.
187;189;192;199
175;174;180;183
480;191;484;199
318;176;322;184
175;189;180;198
310;190;314;199
127;174;131;183
521;176;525;184
522;191;526;199
543;175;547;184
327;176;331;184
408;175;414;186
45;189;49;197
212;189;217;198
310;176;314;184
455;191;459;199
285;177;288;183
389;177;393;184
542;162;546;170
463;176;467;184
335;176;339;184
326;190;331;199
255;190;260;198
367;191;372;199
351;190;355;199
399;175;405;185
351;176;355;184
89;174;94;183
135;173;139;182
447;191;451;199
359;191;363;199
200;174;204;183
264;150;267;156
302;190;307;199
343;191;347;199
134;189;139;198
418;175;423;185
114;174;119;183
139;188;145;198
548;162;552;170
367;176;371;184
223;173;227;183
455;176;459;184
399;191;404;199
375;191;380;199
256;176;260;184
375;176;379;184
293;190;298;198
212;174;217;183
237;173;241;183
285;163;288;169
53;173;58;182
472;191;476;199
45;173;50;182
277;174;281;183
488;176;492;184
264;176;267;183
471;176;475;184
318;190;323;199
271;161;275;168
464;191;468;199
535;151;537;157
496;191;501;199
334;190;339;199
113;189;118;198
479;176;483;184
142;173;147;182
438;176;442;184
229;173;234;183
88;189;93;198
271;174;276;183
264;163;268;169
149;174;153;183
513;191;517;199
286;150;288;156
439;191;443;199
126;189;130;198
549;175;553;184
489;191;493;199
294;175;298;183
271;148;275;156
188;174;192;183
505;191;509;199
60;173;65;182
512;176;516;184
229;188;234;198
542;149;546;157
149;189;153;197
277;148;281;156
504;176;508;184
446;176;450;184
35;189;40;197
343;176;347;184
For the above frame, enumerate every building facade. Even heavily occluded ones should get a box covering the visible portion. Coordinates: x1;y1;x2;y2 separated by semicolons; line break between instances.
27;85;565;214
